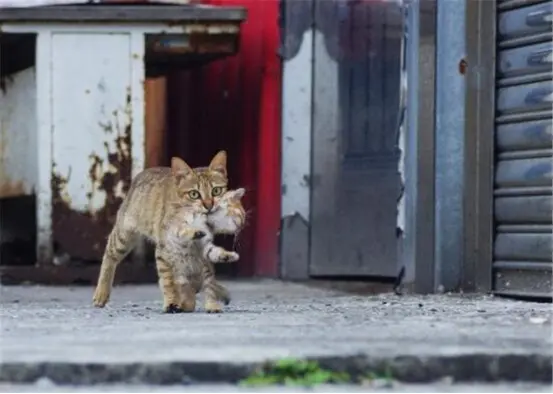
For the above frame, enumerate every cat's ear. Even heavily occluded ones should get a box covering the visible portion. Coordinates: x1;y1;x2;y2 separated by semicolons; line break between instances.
231;188;245;200
171;157;193;177
208;150;227;177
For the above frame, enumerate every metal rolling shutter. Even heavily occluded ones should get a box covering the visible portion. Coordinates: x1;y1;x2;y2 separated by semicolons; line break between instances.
494;0;553;299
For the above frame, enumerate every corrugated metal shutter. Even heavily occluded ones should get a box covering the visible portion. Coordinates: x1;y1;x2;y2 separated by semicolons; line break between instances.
494;0;553;299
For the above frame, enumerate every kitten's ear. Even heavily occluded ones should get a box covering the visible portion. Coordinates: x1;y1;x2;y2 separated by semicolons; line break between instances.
208;150;227;177
231;188;246;200
171;157;193;177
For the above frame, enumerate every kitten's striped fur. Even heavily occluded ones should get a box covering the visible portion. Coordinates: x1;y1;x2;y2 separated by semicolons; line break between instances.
168;188;246;312
92;151;246;313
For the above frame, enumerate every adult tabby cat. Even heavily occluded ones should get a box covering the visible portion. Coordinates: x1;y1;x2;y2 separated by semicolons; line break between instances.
92;151;245;313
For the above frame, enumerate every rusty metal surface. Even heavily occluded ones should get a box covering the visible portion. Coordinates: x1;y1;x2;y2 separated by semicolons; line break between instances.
0;5;247;22
51;100;132;261
146;31;239;56
50;34;135;262
51;137;131;261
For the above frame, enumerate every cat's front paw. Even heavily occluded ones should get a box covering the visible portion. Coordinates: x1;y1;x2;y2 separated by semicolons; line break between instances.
92;286;110;308
164;304;185;314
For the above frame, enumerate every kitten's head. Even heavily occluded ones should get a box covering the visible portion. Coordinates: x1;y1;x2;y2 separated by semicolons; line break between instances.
171;150;228;214
207;188;246;235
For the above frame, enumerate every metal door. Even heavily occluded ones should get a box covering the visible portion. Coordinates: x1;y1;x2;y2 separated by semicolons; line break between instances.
493;0;552;298
310;0;403;277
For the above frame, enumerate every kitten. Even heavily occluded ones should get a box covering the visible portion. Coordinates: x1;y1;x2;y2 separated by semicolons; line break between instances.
167;188;246;313
92;151;245;313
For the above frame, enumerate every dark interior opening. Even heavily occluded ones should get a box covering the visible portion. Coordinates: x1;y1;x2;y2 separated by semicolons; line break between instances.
0;196;36;266
0;33;37;267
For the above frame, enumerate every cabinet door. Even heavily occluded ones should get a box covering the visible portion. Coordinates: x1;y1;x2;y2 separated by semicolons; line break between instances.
51;33;133;261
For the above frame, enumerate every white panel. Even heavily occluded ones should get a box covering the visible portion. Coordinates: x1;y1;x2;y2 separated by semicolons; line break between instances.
51;32;132;213
36;31;53;262
281;29;313;222
0;67;37;198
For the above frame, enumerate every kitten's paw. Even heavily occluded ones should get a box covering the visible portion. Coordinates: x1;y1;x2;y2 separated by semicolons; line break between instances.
164;304;185;314
205;301;222;313
220;251;239;263
92;287;110;308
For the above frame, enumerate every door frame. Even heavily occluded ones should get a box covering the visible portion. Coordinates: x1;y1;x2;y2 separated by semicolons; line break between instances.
400;0;437;293
463;0;496;293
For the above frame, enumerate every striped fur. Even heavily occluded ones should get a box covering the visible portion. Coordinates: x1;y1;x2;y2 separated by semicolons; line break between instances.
167;189;246;312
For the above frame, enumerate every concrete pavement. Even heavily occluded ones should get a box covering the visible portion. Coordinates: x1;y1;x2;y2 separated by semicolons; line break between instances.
0;280;551;386
1;381;552;392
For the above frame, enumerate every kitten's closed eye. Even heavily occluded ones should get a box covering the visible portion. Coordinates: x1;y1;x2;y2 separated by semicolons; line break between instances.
193;231;206;240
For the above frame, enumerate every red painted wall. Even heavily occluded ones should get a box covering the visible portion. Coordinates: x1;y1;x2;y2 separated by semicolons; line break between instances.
166;0;281;276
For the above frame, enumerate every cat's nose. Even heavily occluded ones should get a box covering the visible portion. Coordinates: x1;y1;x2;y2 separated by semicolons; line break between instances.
203;199;213;212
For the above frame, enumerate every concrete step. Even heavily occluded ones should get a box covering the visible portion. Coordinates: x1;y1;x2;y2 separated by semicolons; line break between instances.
1;382;552;393
1;280;551;385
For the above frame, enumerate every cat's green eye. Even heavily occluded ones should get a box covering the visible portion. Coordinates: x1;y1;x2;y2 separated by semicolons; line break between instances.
211;187;224;197
188;190;201;200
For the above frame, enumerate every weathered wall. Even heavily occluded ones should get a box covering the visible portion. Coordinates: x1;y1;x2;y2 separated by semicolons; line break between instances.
0;66;38;266
0;67;37;199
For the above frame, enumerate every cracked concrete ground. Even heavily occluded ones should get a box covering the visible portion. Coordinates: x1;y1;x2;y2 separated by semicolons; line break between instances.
0;280;551;388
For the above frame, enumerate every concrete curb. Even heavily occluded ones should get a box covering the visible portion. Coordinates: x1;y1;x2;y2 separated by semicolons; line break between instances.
1;354;551;385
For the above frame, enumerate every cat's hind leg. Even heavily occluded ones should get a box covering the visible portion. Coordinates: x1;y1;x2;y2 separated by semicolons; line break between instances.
93;226;137;307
